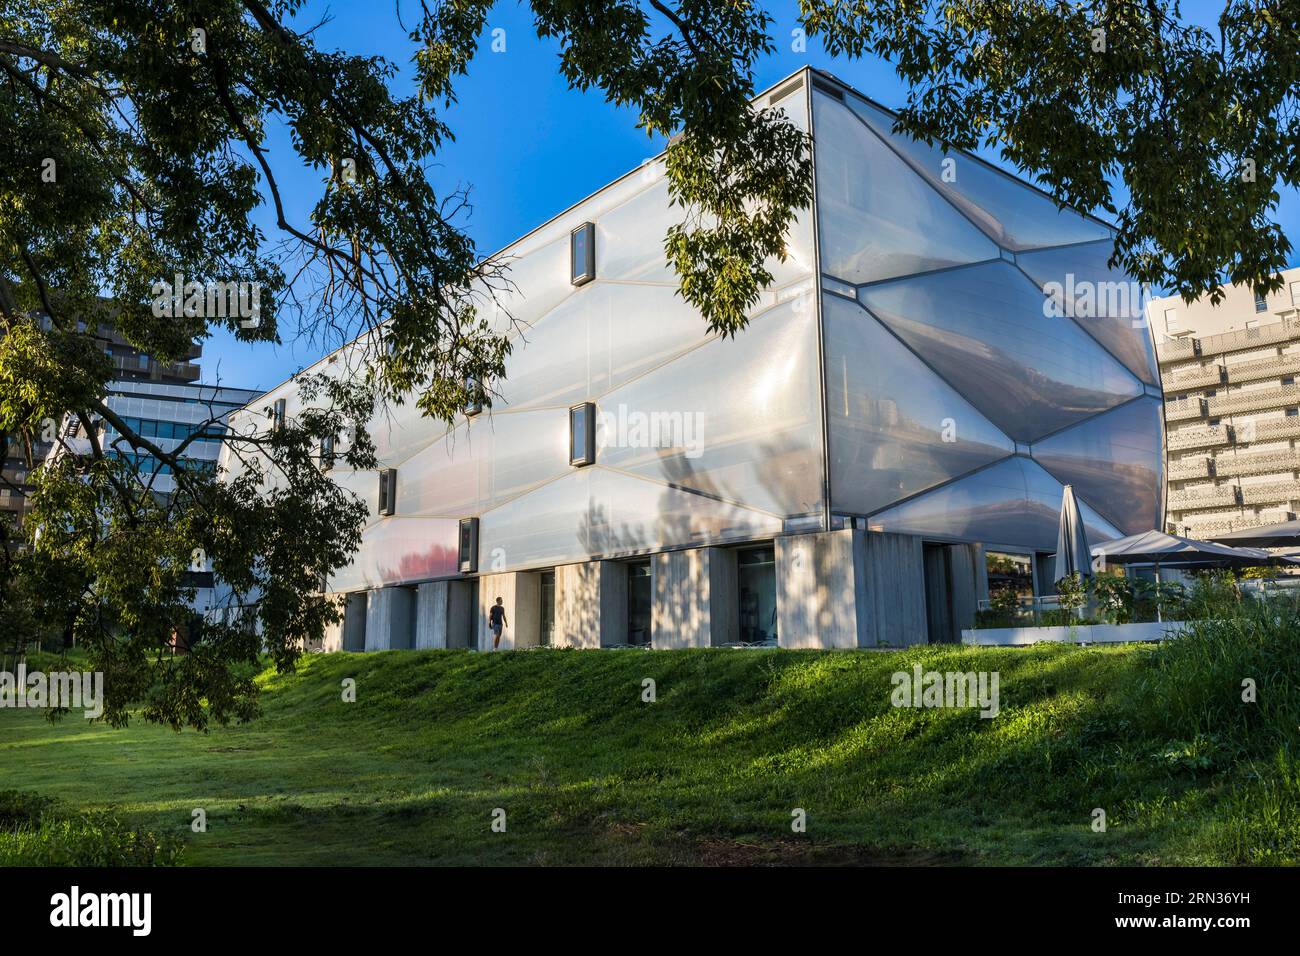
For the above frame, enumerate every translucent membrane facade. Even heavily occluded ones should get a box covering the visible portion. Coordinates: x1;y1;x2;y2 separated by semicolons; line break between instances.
811;80;1161;547
219;70;1162;591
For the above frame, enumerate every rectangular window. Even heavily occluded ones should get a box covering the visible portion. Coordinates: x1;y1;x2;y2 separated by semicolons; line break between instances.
986;551;1035;599
1291;280;1300;307
1163;307;1179;333
626;559;652;647
569;402;595;466
139;353;149;369
458;517;479;574
271;398;286;432
465;375;482;417
538;569;555;647
320;434;336;470
1255;292;1268;313
737;546;778;645
378;467;397;516
570;222;595;286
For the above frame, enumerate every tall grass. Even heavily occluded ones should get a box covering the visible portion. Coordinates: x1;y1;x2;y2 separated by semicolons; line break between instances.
0;789;183;866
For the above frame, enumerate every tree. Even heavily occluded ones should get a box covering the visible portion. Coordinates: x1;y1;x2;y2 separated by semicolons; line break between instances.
0;0;810;729
799;0;1300;302
4;1;1296;730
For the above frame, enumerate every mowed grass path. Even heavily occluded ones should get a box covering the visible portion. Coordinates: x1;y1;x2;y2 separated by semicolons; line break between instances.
1;644;1288;865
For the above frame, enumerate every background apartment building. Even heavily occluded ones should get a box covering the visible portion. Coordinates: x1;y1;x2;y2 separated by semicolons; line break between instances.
2;311;260;603
1;315;202;529
1153;266;1300;538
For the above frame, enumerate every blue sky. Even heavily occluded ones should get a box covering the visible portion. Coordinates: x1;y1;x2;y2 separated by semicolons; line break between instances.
201;0;1300;392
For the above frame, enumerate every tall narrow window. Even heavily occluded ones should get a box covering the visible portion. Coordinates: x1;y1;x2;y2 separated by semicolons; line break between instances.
1291;280;1300;307
569;402;595;466
465;375;482;416
1255;292;1268;313
570;222;595;286
320;434;336;470
458;517;479;573
378;467;397;516
1163;308;1179;333
271;397;286;432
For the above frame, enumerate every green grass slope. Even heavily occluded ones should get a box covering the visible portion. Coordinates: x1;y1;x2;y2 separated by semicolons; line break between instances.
3;629;1299;865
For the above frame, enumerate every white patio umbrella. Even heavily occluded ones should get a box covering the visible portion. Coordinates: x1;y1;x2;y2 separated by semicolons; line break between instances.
1053;485;1093;586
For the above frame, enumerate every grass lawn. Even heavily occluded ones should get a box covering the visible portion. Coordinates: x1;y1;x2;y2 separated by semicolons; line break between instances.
3;641;1297;865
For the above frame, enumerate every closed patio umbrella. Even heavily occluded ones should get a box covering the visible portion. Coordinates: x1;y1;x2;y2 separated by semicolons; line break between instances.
1053;485;1092;585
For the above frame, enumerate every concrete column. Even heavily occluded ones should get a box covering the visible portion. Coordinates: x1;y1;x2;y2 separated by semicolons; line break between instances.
554;560;628;648
415;581;449;649
321;595;346;653
342;592;368;652
776;529;926;649
446;579;475;649
477;571;541;651
651;547;739;648
364;586;415;651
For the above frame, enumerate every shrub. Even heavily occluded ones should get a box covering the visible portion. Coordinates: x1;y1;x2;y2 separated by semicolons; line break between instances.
0;790;183;866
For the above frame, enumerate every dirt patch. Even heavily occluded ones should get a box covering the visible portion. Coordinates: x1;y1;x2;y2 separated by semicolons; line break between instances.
606;821;965;866
690;836;963;867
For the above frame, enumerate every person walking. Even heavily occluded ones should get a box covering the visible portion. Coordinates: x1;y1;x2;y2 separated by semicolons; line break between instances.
489;597;508;650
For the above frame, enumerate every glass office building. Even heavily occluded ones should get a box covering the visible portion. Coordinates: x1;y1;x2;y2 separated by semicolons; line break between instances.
222;69;1163;651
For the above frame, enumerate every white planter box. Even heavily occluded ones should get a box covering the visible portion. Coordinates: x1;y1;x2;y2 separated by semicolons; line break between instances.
961;620;1187;646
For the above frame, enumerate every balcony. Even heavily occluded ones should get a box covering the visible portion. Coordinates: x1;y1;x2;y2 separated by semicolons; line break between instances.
1166;424;1232;451
1166;396;1208;422
1225;354;1300;385
1167;456;1214;481
1156;336;1199;364
1212;449;1300;479
1240;481;1300;505
1174;512;1296;536
1197;317;1300;356
1168;485;1240;509
111;356;201;383
1205;383;1300;417
1245;417;1300;442
1165;363;1225;390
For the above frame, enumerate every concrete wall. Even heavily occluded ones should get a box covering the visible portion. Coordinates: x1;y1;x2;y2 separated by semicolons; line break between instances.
342;592;367;652
319;595;346;653
554;560;628;648
651;547;739;648
1148;264;1300;338
776;530;860;649
415;581;449;650
859;532;928;647
364;586;415;651
446;579;476;649
947;543;983;643
776;529;926;648
477;571;541;650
